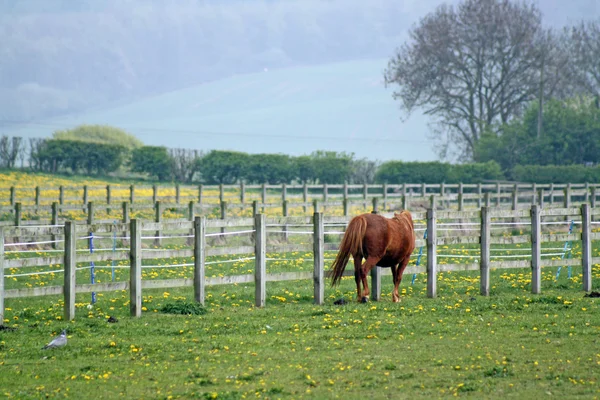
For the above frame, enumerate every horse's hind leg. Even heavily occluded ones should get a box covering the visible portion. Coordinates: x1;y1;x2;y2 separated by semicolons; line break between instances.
391;264;400;302
353;255;363;301
360;256;379;302
393;256;411;303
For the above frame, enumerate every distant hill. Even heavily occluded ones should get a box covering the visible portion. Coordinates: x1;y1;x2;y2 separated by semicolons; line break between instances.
11;59;436;162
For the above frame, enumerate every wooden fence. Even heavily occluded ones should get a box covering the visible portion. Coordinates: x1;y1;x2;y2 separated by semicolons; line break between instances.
2;182;598;209
0;203;598;323
2;182;599;227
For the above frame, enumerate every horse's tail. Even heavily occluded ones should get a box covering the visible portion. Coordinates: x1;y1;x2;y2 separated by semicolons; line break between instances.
330;215;368;286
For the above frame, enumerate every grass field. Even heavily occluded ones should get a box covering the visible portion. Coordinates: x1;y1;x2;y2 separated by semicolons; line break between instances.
1;171;600;398
1;268;599;399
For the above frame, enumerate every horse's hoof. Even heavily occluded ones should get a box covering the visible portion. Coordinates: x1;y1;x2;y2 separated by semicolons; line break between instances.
361;296;369;303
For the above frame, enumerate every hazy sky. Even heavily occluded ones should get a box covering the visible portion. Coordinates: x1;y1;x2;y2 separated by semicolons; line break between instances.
1;0;598;161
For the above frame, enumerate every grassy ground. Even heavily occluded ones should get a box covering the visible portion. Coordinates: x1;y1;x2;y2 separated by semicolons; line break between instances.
2;171;599;398
1;267;599;399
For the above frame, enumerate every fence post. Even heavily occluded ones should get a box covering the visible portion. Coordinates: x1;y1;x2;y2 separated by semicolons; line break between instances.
198;184;203;204
130;219;142;317
323;183;328;207
130;185;135;204
153;185;158;204
59;186;64;205
480;206;490;296
343;182;348;205
87;202;94;225
282;200;289;241
254;214;266;307
0;228;4;326
51;202;59;250
303;183;308;213
261;183;267;206
531;183;537;204
9;186;15;206
426;207;437;298
591;187;597;209
484;193;491;208
564;184;571;208
458;183;464;211
421;183;426;198
282;183;287;203
531;204;541;294
549;183;554;204
477;183;482;208
194;216;206;305
220;201;227;236
402;195;409;211
175;184;180;204
14;202;21;226
252;200;259;216
219;184;224;203
429;194;436;210
83;185;88;205
581;203;592;292
122;202;130;223
370;266;381;302
313;212;324;305
240;182;246;205
372;197;379;213
187;201;195;246
363;183;368;208
538;188;544;208
154;201;161;247
496;182;501;207
343;198;349;217
585;182;590;204
35;186;40;208
64;221;76;321
383;183;388;211
106;185;111;206
313;199;320;214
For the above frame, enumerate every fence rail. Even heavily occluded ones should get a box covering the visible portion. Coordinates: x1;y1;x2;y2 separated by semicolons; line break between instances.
0;202;597;323
1;182;599;227
2;182;598;209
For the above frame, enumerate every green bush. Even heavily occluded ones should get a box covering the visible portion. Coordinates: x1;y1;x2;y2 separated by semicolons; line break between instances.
375;161;504;183
511;164;600;183
35;139;127;175
130;146;174;181
53;124;143;149
159;300;207;315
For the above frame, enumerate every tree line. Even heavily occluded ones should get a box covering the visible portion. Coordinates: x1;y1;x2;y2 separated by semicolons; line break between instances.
385;0;600;161
3;115;600;184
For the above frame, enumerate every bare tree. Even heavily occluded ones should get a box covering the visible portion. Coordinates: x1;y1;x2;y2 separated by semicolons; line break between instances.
28;138;46;171
384;0;567;160
0;136;24;168
568;19;600;101
350;158;379;184
169;148;203;183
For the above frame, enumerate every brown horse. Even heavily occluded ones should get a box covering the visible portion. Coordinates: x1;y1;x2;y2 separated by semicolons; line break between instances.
330;211;415;302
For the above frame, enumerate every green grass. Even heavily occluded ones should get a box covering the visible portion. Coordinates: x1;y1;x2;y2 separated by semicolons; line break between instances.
2;267;599;399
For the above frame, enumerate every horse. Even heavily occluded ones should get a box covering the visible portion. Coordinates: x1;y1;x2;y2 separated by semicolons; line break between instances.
329;210;415;303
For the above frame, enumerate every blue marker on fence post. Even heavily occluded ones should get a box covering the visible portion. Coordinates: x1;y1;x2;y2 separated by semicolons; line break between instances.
111;221;117;282
555;220;574;280
412;229;427;285
89;232;97;304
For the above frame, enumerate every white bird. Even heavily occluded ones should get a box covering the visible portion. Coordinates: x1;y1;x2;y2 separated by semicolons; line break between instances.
42;330;67;349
